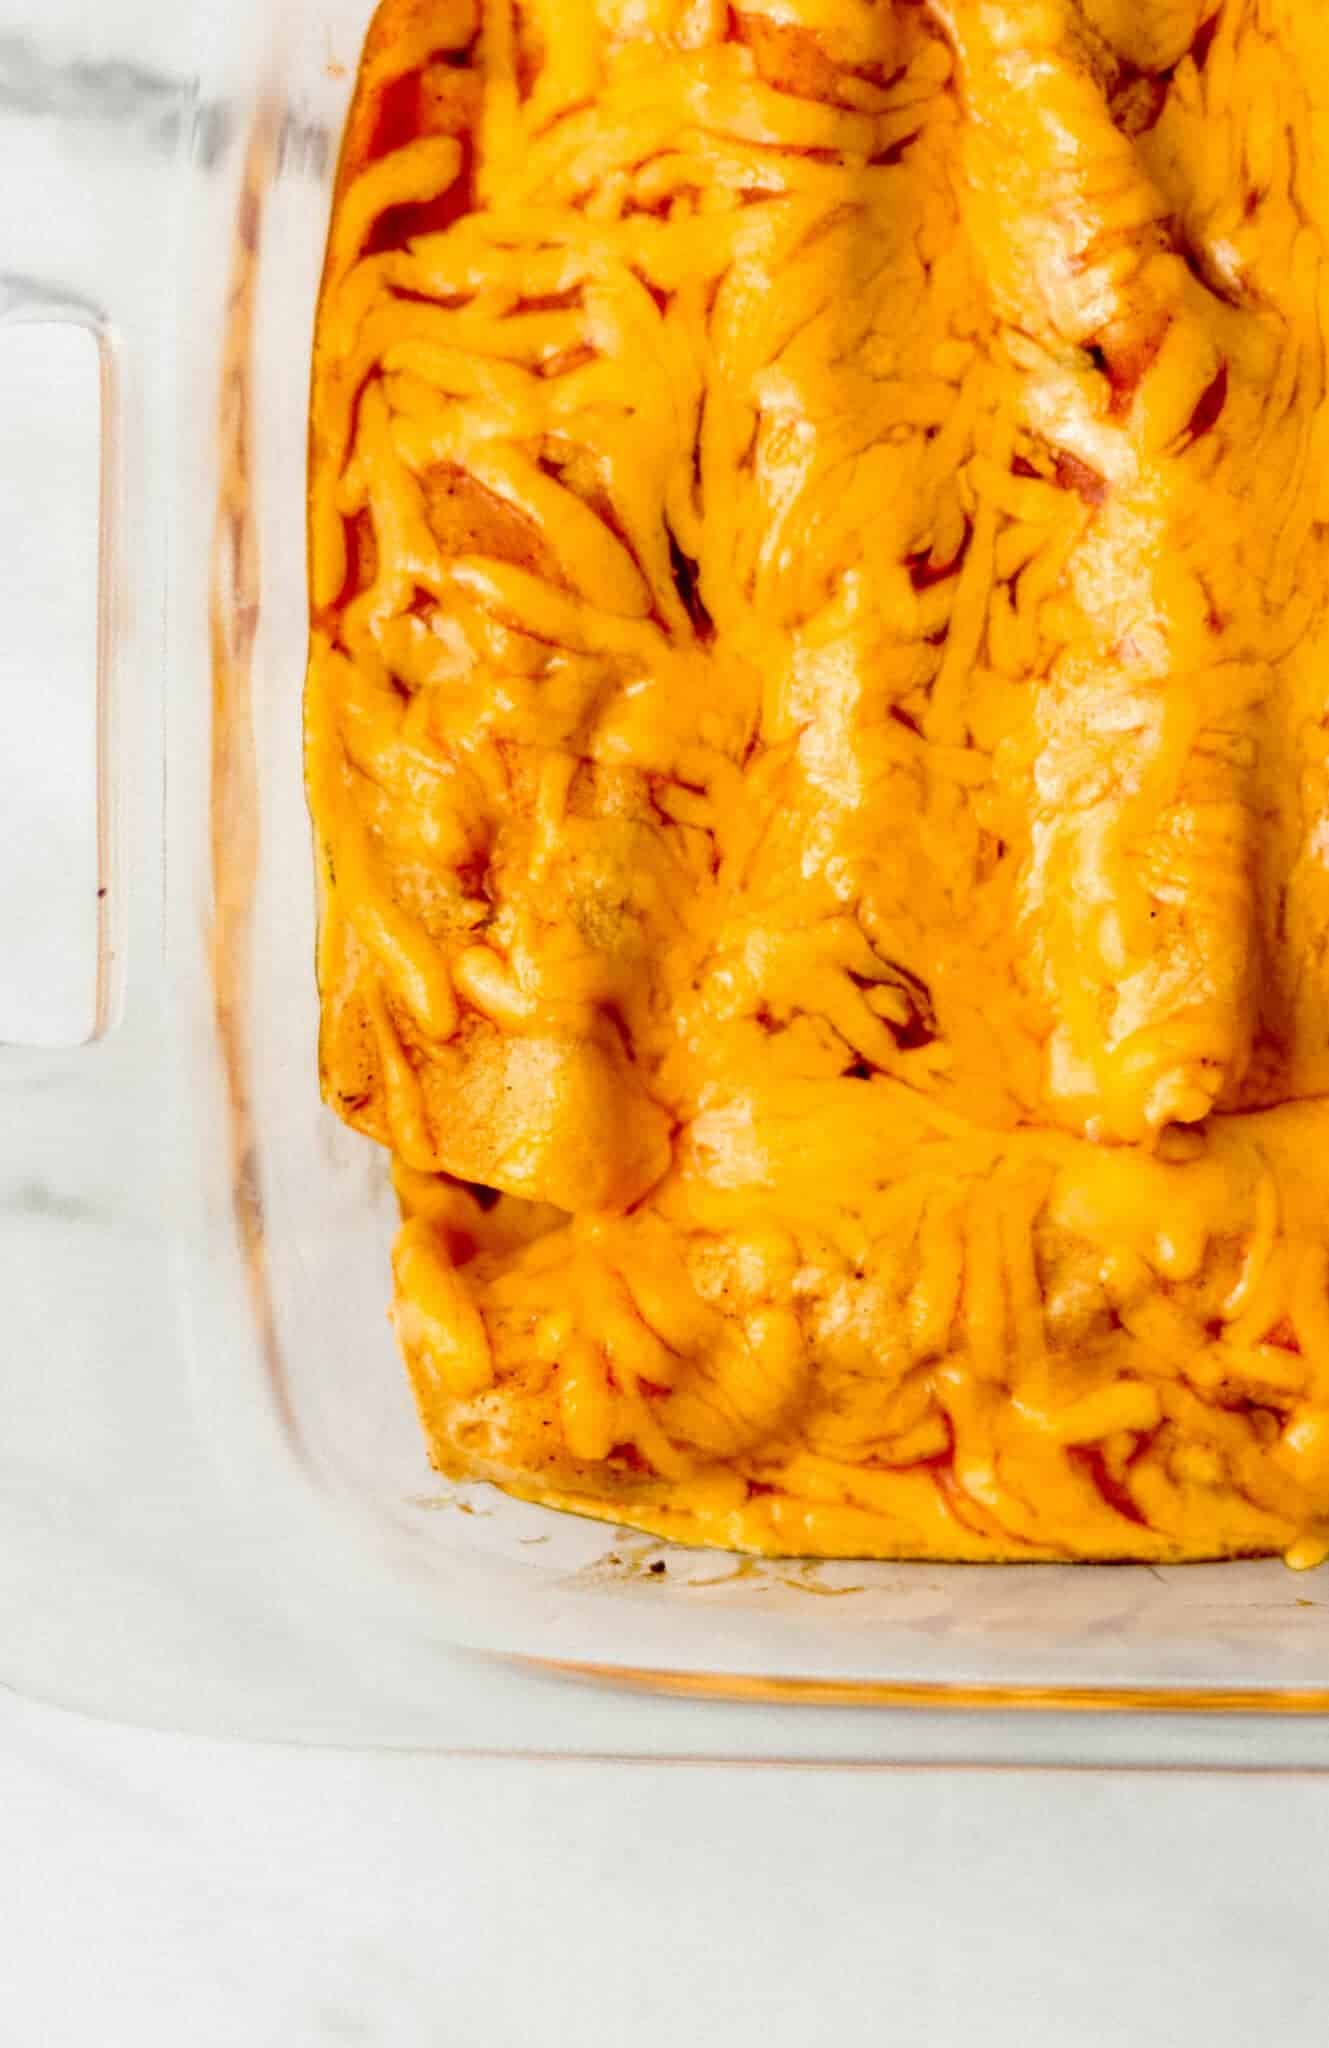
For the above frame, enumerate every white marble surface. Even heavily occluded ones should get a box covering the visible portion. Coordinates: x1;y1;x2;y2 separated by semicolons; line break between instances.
4;1685;1329;2048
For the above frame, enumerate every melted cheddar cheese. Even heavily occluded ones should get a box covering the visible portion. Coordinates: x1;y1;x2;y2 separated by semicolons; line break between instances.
307;0;1329;1565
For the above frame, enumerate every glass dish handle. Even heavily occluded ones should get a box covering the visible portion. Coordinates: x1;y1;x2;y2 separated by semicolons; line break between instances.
0;276;117;1048
0;31;186;1064
0;40;180;1189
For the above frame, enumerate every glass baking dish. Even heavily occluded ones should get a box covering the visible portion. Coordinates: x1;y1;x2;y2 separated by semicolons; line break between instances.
5;0;1329;1759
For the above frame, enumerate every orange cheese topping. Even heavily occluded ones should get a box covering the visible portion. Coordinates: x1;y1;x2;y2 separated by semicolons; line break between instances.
307;0;1329;1565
